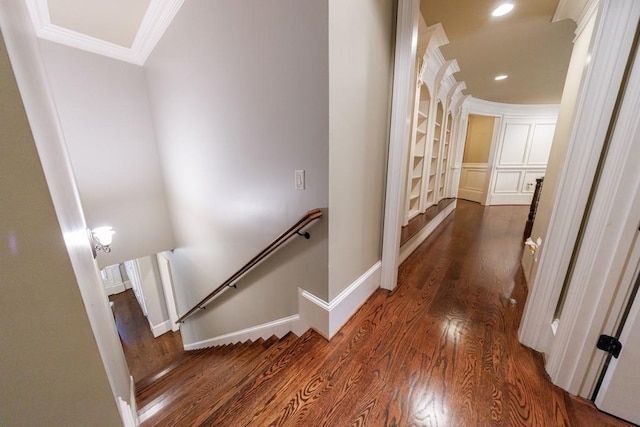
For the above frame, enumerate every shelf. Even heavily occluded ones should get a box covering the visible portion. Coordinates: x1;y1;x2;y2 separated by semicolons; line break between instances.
416;128;426;135
418;111;428;120
412;174;422;180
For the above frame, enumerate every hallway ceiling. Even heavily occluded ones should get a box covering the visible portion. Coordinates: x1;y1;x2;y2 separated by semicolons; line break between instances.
30;0;576;104
421;0;577;104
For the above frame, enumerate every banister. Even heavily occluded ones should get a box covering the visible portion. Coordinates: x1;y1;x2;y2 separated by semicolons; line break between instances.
176;208;323;324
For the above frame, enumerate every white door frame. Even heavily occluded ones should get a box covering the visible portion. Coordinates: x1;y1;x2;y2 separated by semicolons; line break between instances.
545;8;640;396
380;0;419;290
157;252;180;331
517;0;640;397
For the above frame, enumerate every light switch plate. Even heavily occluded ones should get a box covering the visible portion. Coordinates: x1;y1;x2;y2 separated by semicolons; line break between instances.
295;170;305;190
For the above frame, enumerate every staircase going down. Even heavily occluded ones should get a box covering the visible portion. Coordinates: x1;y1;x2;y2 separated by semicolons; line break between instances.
136;330;324;426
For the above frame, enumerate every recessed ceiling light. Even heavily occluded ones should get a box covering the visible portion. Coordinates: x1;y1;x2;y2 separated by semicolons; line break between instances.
494;75;508;81
492;3;514;17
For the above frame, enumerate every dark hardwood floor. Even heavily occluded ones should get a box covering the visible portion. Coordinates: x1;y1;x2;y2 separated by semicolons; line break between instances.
400;197;456;246
137;200;631;426
109;289;184;382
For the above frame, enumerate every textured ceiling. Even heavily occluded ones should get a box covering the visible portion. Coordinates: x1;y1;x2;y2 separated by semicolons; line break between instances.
420;0;576;104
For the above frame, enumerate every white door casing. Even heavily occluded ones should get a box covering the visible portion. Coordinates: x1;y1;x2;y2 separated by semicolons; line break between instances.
594;264;640;424
381;0;419;291
517;0;640;372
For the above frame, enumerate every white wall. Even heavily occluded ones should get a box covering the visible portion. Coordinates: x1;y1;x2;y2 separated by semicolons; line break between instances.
144;0;329;344
328;0;396;300
131;256;170;337
486;116;556;205
0;3;129;423
37;40;175;268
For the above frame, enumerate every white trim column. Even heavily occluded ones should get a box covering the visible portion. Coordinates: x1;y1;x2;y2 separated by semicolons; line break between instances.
380;0;419;290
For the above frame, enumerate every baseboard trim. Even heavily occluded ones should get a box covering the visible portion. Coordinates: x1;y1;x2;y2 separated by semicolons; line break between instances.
399;200;456;264
150;320;172;338
488;193;534;205
104;282;126;296
182;261;382;350
183;315;301;350
299;261;382;339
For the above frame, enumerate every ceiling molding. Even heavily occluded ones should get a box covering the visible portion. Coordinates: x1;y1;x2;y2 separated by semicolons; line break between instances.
25;0;184;66
553;0;599;38
464;97;560;117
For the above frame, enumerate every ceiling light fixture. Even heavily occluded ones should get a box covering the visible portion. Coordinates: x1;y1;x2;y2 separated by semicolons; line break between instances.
494;74;509;81
492;3;514;17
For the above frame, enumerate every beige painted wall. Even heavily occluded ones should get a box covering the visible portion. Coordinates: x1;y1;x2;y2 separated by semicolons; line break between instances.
462;114;494;164
37;40;175;269
328;0;395;300
144;0;329;343
522;14;597;283
0;32;120;425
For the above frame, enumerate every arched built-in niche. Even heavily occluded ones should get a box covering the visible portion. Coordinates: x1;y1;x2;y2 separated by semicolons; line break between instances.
404;81;431;224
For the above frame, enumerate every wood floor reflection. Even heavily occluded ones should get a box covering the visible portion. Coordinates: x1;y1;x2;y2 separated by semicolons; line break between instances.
138;200;631;426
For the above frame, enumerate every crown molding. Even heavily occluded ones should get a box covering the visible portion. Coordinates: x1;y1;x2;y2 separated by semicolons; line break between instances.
464;97;560;117
553;0;599;39
25;0;184;66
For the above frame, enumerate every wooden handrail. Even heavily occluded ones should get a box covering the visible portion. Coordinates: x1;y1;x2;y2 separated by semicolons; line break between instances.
176;208;323;324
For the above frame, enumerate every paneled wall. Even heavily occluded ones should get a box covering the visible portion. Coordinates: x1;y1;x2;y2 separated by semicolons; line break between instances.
487;118;556;205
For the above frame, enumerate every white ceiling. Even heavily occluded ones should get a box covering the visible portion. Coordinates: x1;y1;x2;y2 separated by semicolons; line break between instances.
26;0;184;65
420;0;577;104
29;0;578;104
47;0;150;48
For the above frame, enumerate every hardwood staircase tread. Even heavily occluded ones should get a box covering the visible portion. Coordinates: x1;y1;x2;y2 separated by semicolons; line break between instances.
139;333;301;426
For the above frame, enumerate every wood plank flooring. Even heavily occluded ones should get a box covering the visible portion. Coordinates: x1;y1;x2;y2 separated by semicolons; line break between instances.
110;289;184;382
400;198;455;246
137;200;631;426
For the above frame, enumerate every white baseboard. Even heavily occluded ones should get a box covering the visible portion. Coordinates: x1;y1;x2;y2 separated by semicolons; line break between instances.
298;261;382;339
183;315;302;350
150;319;171;338
399;201;456;265
458;189;483;203
124;279;132;290
104;282;126;296
488;193;534;205
117;376;138;427
181;261;381;350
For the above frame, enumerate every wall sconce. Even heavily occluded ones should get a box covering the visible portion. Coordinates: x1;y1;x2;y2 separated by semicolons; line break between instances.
90;226;115;257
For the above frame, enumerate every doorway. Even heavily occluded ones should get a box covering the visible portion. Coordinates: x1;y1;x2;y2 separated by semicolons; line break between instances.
457;114;495;204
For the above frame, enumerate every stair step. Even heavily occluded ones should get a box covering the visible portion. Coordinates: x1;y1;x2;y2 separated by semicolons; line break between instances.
193;331;325;426
138;333;299;426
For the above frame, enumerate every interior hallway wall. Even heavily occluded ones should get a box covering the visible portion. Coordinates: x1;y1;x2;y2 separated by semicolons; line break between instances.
143;0;329;344
328;0;396;300
37;40;175;269
0;29;122;425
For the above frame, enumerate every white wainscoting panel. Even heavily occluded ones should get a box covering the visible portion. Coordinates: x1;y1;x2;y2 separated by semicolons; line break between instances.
494;171;522;193
529;124;556;165
500;124;530;164
486;117;556;205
